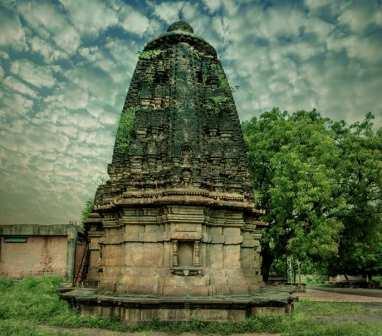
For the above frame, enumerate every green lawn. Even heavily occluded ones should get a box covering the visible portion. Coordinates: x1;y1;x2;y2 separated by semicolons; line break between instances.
0;276;381;336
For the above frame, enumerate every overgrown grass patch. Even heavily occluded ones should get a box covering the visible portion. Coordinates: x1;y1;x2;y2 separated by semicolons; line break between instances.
0;319;69;336
0;277;382;335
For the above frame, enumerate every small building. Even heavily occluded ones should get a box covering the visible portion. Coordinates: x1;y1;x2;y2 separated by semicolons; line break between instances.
0;224;86;281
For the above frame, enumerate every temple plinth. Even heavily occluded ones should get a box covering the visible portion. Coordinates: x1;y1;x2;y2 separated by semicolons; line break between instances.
62;21;293;322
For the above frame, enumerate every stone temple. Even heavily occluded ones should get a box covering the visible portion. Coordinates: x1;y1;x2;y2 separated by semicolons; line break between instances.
63;21;292;322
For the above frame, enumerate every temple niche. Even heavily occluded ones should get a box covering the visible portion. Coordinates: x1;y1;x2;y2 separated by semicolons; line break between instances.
63;21;292;322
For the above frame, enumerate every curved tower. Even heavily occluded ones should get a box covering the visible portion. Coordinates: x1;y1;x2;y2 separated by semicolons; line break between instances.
77;22;276;318
98;21;254;206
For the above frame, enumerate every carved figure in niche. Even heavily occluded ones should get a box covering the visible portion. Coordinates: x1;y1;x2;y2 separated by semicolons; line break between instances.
181;169;192;186
171;172;181;185
177;241;194;267
147;157;156;171
172;240;178;267
193;241;201;266
181;144;192;166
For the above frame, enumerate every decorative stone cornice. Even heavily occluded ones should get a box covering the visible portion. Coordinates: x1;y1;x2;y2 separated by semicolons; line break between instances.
93;187;264;213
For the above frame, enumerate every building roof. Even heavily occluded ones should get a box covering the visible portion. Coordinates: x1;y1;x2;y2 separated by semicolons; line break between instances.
0;224;83;236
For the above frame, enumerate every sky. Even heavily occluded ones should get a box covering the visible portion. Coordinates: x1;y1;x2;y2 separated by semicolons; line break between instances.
0;0;381;225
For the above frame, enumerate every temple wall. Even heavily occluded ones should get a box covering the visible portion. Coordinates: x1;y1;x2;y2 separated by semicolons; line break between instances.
0;236;67;278
90;204;262;296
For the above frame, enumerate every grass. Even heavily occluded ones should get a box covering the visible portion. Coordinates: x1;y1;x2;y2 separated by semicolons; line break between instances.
0;277;382;335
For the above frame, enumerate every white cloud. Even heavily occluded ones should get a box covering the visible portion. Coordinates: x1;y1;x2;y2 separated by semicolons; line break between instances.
79;46;119;77
181;2;199;20
11;59;56;88
98;110;118;126
59;0;119;36
105;37;138;79
54;26;81;55
338;4;382;32
29;35;67;61
0;9;26;49
216;2;382;126
202;0;238;16
327;34;382;64
119;5;150;36
202;0;221;13
0;93;34;119
3;76;38;97
212;17;226;39
45;82;89;110
257;8;306;40
64;65;119;107
154;2;185;23
280;40;325;61
18;1;80;54
0;51;9;60
304;0;332;11
306;16;333;39
222;0;239;16
145;19;163;38
223;5;333;45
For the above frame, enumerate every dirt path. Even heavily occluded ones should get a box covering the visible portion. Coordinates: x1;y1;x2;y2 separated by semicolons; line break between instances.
39;326;280;336
297;288;382;303
310;287;382;298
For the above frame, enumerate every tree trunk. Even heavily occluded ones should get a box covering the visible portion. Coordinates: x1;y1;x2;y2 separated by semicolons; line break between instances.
261;242;273;282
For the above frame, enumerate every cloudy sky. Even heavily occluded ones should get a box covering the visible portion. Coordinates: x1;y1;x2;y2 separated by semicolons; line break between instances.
1;0;381;224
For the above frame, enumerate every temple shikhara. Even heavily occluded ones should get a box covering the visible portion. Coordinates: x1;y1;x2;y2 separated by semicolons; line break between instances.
63;21;292;321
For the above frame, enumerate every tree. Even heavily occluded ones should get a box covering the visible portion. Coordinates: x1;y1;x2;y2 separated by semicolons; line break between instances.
81;199;94;223
329;113;382;279
242;108;346;279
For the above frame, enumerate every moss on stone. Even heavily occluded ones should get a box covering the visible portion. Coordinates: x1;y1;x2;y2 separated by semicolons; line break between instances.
114;107;136;155
139;49;162;60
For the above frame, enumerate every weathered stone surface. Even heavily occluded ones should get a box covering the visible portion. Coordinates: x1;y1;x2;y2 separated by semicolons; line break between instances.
62;286;294;323
0;224;83;280
79;21;272;312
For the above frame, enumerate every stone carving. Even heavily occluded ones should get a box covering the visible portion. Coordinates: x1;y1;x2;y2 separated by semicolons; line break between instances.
172;239;178;267
83;21;267;297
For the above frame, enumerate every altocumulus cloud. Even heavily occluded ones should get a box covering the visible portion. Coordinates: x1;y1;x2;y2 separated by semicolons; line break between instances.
0;0;381;224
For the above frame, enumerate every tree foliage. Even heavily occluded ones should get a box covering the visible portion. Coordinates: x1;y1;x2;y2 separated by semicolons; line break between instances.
330;113;382;277
242;109;381;278
81;199;94;223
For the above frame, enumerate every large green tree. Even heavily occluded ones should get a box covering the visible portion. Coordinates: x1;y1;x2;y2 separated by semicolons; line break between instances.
242;109;346;279
330;113;382;278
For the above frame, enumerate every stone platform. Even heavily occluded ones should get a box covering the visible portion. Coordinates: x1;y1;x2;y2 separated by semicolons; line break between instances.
61;287;294;323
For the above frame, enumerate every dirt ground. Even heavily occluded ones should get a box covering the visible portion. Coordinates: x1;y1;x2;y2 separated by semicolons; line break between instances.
297;288;382;303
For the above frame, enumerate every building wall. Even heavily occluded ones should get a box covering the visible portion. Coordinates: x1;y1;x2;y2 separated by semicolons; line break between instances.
0;236;68;278
90;205;263;296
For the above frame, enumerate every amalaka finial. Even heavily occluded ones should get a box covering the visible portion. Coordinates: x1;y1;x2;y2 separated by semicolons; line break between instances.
167;21;194;34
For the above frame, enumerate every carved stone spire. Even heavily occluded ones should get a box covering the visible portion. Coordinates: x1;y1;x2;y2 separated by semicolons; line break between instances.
95;21;254;210
64;21;291;323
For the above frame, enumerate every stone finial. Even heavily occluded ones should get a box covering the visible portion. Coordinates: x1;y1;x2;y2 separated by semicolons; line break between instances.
167;21;194;34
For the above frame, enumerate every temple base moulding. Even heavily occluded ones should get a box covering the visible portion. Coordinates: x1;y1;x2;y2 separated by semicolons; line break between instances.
61;287;295;323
